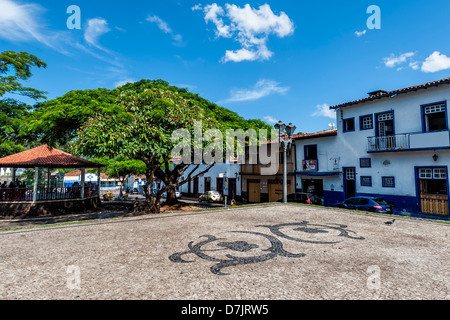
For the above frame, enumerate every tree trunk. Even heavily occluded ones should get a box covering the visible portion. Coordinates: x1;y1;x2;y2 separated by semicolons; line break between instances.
141;169;161;214
165;187;178;205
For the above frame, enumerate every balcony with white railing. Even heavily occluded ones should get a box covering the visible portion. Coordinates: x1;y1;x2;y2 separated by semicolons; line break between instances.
368;134;410;152
368;131;450;152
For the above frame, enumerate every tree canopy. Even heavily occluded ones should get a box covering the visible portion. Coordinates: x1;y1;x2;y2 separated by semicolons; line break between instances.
20;88;122;147
0;51;47;100
0;51;47;157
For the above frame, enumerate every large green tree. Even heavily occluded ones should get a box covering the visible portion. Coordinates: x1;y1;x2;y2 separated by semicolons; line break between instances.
72;83;223;212
0;51;47;156
119;80;273;205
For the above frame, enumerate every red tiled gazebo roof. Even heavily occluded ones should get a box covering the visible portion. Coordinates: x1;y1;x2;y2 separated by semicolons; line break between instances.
0;145;104;169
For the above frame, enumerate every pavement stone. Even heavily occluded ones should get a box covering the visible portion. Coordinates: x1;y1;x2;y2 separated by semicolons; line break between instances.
0;204;449;300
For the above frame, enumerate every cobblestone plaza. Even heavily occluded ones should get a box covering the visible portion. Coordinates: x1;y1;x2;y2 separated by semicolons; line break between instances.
0;204;449;300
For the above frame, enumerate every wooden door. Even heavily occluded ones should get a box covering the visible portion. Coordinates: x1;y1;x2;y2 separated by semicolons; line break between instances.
420;180;449;216
269;182;291;202
248;182;261;203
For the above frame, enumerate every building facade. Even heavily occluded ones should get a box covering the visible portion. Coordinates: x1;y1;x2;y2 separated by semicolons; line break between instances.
294;129;339;206
295;77;450;217
180;163;241;201
241;143;296;203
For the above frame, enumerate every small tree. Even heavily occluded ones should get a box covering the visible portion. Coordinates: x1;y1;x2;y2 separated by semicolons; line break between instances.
91;156;146;193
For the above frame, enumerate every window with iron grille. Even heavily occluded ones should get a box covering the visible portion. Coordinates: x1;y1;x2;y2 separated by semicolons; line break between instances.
382;176;395;188
360;176;372;187
360;158;371;168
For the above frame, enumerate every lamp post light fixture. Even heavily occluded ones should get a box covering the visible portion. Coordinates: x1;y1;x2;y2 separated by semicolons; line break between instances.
274;121;297;204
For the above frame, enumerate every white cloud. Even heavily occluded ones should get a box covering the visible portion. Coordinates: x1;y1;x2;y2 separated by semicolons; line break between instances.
147;15;171;34
84;18;110;49
382;52;416;68
146;15;183;46
226;79;289;102
0;0;70;53
312;104;336;120
223;48;259;63
421;51;450;73
355;30;366;37
263;116;278;124
191;4;203;11
204;3;232;38
409;61;419;70
0;0;43;41
197;3;294;62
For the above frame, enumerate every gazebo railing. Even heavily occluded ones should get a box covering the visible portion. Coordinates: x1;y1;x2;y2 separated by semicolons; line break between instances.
0;186;99;202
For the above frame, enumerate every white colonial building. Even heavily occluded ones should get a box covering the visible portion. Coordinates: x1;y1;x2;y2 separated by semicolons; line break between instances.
295;77;450;217
179;162;241;201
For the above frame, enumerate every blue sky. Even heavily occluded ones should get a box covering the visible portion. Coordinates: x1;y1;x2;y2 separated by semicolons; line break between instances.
1;0;450;134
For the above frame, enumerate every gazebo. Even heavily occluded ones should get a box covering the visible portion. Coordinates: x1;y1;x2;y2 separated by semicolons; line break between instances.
0;145;104;217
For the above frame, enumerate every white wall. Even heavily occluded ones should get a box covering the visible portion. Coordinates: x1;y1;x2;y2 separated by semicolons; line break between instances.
179;163;241;196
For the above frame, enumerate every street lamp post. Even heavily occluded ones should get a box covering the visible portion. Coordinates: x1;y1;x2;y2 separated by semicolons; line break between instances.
274;121;297;204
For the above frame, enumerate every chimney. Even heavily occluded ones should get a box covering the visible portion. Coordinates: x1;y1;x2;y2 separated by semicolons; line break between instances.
367;90;388;97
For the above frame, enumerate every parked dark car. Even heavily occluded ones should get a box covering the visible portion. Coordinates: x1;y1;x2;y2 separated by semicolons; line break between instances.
331;197;394;214
277;193;322;205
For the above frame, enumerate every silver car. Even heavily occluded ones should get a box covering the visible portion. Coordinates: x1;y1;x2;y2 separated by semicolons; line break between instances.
199;191;223;203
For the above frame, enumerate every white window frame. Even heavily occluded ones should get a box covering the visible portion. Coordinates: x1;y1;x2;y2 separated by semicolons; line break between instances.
345;168;355;181
424;104;445;114
419;168;447;180
378;113;393;122
423;103;447;132
361;116;373;129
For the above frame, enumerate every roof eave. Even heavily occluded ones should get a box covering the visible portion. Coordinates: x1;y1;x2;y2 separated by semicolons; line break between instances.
329;77;450;110
293;132;337;140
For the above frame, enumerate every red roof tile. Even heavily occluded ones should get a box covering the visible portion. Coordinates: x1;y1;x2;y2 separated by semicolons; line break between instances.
293;128;337;140
0;145;104;168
